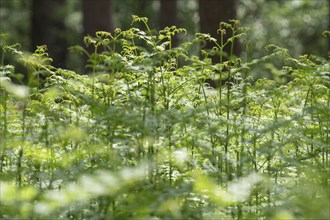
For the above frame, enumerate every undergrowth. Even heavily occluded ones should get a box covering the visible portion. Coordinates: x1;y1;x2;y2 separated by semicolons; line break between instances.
0;16;329;220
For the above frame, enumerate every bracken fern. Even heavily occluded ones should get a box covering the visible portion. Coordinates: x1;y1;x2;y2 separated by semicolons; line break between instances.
0;16;329;220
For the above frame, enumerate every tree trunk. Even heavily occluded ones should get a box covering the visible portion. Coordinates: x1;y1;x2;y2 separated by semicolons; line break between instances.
138;0;149;15
160;0;177;29
82;0;113;37
82;0;113;60
53;0;68;68
160;0;178;47
31;0;67;68
31;0;53;51
198;0;239;60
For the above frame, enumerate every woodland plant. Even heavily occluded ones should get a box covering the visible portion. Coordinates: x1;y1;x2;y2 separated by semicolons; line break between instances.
0;16;329;219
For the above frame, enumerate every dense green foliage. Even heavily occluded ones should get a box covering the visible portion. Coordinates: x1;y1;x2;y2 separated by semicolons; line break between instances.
1;17;329;219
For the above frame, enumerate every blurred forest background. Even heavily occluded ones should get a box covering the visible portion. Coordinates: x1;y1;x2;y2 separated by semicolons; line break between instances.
0;0;329;75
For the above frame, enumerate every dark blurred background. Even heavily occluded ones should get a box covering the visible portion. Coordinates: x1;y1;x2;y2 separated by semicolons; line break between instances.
0;0;329;74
